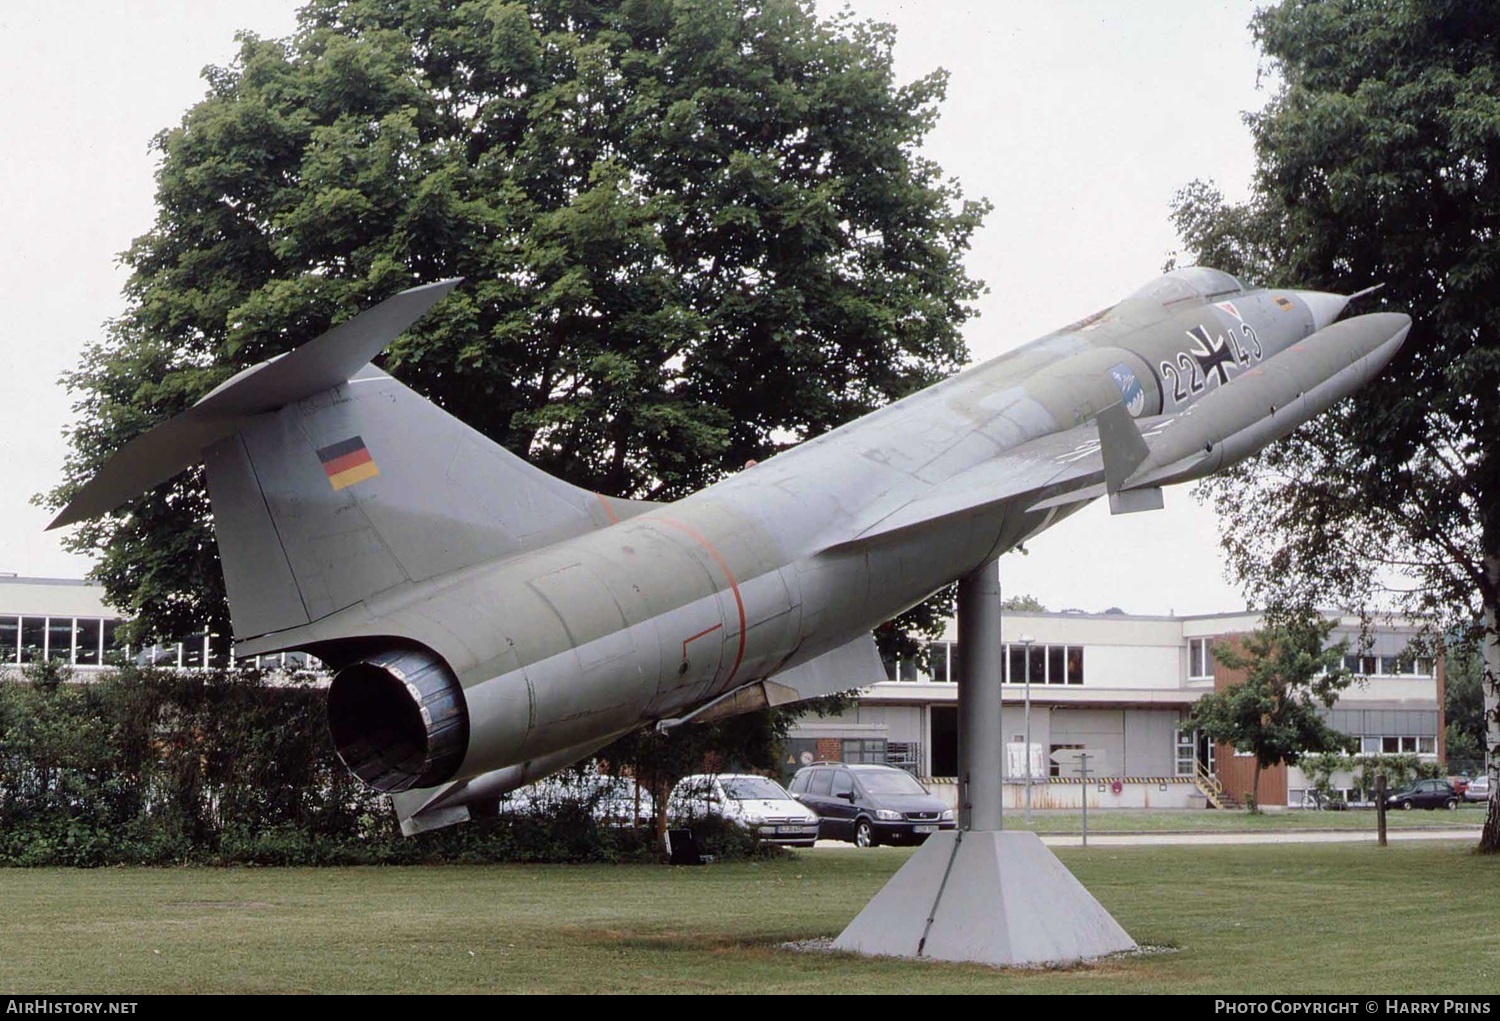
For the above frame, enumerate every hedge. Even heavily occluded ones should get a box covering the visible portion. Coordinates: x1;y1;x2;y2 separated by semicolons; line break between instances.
0;663;771;866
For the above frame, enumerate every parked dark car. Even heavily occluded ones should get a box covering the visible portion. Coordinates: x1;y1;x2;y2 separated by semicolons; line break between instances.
1385;778;1460;811
787;762;955;847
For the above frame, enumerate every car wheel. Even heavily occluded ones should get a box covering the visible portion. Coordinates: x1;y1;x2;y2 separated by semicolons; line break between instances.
1446;799;1458;810
1401;799;1413;810
854;818;875;848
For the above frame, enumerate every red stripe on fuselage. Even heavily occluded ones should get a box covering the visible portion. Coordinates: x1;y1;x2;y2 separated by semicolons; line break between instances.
655;517;747;687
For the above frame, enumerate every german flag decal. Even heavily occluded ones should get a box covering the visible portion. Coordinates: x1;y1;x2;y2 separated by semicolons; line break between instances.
1275;295;1295;311
317;436;380;491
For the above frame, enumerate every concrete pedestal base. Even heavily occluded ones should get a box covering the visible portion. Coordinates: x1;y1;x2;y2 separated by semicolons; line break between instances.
832;830;1136;967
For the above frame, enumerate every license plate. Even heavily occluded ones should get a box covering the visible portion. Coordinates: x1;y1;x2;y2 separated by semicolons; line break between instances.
775;826;807;834
913;825;936;833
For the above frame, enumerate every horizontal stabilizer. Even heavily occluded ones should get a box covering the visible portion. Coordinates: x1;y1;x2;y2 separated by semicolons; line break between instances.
49;279;460;529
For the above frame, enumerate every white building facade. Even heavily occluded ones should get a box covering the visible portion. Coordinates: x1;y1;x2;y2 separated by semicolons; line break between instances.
0;575;312;673
785;609;1444;810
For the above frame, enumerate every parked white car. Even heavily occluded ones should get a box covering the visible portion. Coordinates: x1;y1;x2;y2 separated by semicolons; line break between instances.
669;773;821;847
1464;775;1491;803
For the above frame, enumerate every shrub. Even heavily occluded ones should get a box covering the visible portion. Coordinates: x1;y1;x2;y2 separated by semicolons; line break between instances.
0;665;658;866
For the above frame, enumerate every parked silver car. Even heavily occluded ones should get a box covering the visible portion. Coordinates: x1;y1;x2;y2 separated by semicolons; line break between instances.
1464;775;1491;803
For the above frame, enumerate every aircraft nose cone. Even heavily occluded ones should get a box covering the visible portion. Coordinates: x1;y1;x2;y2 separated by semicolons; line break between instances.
1296;290;1350;332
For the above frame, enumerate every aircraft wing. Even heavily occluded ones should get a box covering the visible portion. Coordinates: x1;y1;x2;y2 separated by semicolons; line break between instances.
819;407;1135;553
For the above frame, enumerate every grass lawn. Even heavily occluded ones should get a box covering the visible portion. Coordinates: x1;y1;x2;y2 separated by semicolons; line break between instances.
1009;804;1487;833
1;840;1496;994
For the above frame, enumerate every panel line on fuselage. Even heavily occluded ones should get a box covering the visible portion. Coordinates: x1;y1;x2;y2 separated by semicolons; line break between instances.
651;516;748;687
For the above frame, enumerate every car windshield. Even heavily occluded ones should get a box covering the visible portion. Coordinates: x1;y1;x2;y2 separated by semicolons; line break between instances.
722;777;791;800
856;770;928;795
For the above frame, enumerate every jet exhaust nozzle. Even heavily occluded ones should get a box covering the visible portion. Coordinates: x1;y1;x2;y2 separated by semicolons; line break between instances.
328;646;470;792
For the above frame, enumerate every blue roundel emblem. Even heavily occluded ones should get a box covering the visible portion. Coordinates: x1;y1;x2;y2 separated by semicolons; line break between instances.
1108;363;1146;417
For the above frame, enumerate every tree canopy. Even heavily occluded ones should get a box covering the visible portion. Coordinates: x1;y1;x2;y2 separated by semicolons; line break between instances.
1170;0;1500;847
1184;615;1354;811
47;0;988;649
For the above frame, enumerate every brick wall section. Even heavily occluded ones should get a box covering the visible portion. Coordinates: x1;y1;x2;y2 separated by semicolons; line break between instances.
1212;633;1288;807
815;737;842;762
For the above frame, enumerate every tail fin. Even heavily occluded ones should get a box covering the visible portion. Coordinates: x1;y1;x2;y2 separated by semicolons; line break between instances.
52;280;650;642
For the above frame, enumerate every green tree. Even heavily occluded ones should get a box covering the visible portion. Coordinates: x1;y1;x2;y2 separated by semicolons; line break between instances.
1001;593;1046;613
1170;0;1500;847
1444;644;1485;771
46;0;988;652
1183;615;1354;811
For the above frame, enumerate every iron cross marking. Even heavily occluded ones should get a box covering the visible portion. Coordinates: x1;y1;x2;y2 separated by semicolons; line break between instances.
1188;324;1237;387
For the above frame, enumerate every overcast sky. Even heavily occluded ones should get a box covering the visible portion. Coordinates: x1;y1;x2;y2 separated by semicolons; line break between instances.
0;1;1274;616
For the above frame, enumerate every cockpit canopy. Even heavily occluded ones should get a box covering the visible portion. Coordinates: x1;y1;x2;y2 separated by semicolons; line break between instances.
1126;266;1246;306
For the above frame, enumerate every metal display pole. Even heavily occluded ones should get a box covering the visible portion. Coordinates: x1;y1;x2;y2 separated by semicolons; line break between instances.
956;558;1003;832
833;560;1135;966
1020;634;1035;824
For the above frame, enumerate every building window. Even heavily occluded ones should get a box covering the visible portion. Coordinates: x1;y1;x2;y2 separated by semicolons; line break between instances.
75;619;102;666
841;738;887;765
1189;638;1215;679
929;641;956;683
47;618;74;663
1360;735;1436;756
1332;645;1440;679
20;618;45;664
1027;645;1045;685
1067;646;1084;684
0;616;17;665
1000;644;1084;684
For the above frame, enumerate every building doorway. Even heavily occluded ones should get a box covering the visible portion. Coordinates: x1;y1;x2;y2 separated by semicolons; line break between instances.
930;705;958;777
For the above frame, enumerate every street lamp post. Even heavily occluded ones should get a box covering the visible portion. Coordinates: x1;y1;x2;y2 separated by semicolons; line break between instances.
1020;634;1035;824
